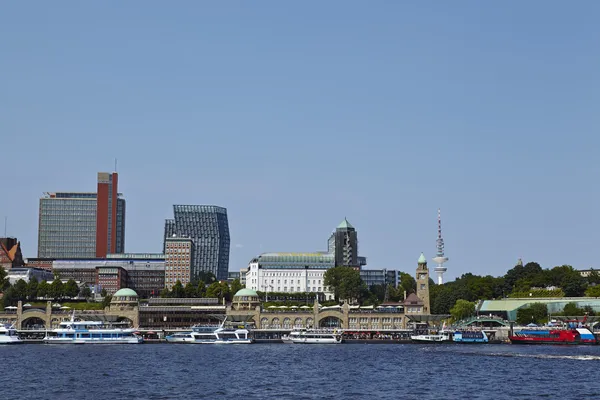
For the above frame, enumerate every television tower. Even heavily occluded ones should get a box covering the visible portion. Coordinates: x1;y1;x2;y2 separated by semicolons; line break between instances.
432;209;449;284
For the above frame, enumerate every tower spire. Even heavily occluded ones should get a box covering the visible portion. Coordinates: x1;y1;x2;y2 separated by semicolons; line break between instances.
432;208;449;284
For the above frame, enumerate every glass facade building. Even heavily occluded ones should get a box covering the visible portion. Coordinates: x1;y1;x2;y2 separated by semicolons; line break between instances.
37;172;126;259
38;193;98;258
164;205;230;281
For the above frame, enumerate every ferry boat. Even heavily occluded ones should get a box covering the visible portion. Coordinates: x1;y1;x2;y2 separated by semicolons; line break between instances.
509;327;596;345
510;316;597;345
410;332;450;343
284;328;343;344
43;315;142;344
453;330;489;344
165;320;252;344
0;324;22;344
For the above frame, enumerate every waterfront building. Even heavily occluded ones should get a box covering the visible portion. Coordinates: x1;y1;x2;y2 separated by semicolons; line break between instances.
164;205;230;281
0;237;24;270
245;252;335;300
479;297;600;321
164;236;194;290
37;172;126;258
52;253;165;297
139;297;225;329
360;269;398;288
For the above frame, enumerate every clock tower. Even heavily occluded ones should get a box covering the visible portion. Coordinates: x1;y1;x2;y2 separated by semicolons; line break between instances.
416;252;431;314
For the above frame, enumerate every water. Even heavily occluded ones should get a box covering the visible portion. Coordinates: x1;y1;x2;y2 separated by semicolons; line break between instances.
3;344;600;399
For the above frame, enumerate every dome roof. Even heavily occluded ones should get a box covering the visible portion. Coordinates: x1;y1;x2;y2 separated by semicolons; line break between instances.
234;288;259;297
418;253;427;264
113;288;138;297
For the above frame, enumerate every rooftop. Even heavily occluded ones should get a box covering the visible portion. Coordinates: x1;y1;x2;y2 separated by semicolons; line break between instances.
337;218;354;230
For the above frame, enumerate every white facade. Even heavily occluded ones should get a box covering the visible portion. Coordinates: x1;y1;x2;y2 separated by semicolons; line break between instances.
245;252;335;300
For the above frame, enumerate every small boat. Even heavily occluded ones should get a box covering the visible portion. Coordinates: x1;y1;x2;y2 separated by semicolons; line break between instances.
43;313;142;344
286;328;343;344
0;324;22;344
410;332;450;343
165;318;252;344
453;330;489;344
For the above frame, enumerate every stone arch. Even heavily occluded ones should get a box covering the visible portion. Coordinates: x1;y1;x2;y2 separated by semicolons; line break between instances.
50;318;61;329
319;316;342;328
294;318;303;328
21;316;46;329
306;317;314;329
282;318;291;329
260;317;269;329
116;317;134;327
271;318;281;329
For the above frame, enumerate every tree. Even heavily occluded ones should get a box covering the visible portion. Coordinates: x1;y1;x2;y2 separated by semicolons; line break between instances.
50;278;64;300
585;285;600;297
13;279;28;301
101;295;113;308
184;282;197;298
196;281;206;298
450;299;476;321
37;280;50;298
171;281;185;298
64;279;79;298
195;271;216;284
562;302;585;316
560;268;586;297
0;266;8;290
398;272;416;296
324;267;364;303
230;279;243;296
516;303;548;325
586;269;600;286
205;281;230;301
80;286;93;299
27;277;39;301
101;288;108;297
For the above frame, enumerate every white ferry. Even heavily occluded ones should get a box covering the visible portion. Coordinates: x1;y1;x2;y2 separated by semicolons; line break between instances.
0;324;22;344
283;328;343;344
165;319;252;344
43;315;142;344
410;332;450;343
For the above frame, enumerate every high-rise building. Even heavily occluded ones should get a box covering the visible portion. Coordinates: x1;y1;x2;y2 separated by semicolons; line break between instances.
96;172;125;257
164;236;194;290
328;218;367;268
164;205;230;281
37;172;125;258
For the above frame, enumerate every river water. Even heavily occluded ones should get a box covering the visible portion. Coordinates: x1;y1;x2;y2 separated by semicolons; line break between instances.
3;343;600;399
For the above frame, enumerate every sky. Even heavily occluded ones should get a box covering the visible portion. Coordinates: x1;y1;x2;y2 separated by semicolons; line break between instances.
1;1;599;280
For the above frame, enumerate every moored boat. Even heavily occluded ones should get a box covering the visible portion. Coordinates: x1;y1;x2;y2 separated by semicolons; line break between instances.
453;330;489;344
43;314;142;344
0;324;22;344
286;328;342;344
410;332;450;343
165;319;252;344
509;327;596;345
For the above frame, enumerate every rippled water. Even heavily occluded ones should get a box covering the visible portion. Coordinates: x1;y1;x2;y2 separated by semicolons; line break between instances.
3;344;600;399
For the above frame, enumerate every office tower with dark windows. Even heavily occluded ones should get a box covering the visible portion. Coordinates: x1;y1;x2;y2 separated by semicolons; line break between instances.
164;205;230;281
37;172;126;259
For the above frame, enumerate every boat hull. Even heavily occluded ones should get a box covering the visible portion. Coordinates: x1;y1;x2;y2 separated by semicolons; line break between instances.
43;337;143;344
165;337;252;344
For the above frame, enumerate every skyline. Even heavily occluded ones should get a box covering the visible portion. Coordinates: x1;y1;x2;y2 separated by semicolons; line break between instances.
2;2;599;279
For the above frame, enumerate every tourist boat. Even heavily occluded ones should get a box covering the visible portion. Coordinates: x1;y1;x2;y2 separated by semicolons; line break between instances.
510;316;597;345
453;329;489;344
410;332;451;343
285;328;343;344
509;327;597;345
0;324;22;344
165;319;252;344
43;314;143;344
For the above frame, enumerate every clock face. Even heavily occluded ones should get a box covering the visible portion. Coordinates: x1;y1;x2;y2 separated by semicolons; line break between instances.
419;273;426;279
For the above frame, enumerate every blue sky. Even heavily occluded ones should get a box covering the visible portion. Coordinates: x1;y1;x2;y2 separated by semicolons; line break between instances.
2;1;599;280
